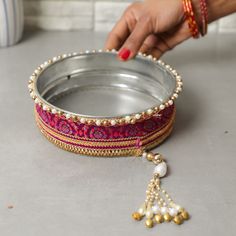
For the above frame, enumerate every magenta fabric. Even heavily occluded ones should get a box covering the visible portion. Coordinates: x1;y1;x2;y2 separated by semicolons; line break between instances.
36;104;174;141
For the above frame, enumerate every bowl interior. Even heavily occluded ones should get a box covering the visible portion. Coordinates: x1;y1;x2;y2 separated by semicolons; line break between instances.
36;52;176;118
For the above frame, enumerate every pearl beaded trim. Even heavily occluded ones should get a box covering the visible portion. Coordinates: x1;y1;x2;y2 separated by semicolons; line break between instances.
28;49;183;127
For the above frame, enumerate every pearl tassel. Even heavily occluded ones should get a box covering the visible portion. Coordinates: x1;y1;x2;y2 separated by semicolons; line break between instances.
132;151;190;228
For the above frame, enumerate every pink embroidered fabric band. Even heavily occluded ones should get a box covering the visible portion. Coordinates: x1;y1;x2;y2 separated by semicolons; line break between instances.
35;103;175;156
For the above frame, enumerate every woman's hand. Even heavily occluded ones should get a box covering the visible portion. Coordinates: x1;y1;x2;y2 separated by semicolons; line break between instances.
105;0;192;60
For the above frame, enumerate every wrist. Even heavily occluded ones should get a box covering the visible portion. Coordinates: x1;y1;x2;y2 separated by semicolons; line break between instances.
192;0;236;23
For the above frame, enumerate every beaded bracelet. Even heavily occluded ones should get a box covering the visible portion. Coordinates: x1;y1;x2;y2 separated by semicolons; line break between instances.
28;50;189;228
199;0;208;36
183;0;200;38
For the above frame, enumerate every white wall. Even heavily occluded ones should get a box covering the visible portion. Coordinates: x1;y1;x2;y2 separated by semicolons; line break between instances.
23;0;236;33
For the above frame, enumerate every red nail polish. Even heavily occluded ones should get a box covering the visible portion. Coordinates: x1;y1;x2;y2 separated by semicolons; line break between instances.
118;48;131;60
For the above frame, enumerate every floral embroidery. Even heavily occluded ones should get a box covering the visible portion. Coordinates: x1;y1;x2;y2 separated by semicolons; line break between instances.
36;104;174;139
56;120;74;135
88;127;108;139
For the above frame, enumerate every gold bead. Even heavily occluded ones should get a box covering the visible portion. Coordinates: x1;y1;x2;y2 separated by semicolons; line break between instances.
102;120;108;126
181;211;190;220
146;153;154;161
58;111;63;116
87;120;93;125
119;119;125;125
132;212;142;221
145;219;154;228
72;115;78;122
173;215;183;225
130;119;136;124
163;213;172;222
178;214;184;221
154;214;164;224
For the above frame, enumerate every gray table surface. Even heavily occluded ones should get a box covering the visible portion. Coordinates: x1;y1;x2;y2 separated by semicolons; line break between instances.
0;31;235;236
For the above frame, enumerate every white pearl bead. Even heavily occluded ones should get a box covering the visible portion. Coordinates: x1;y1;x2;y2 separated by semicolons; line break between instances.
66;113;71;119
142;152;147;158
176;75;182;81
177;87;182;92
146;210;153;218
80;118;86;123
147;109;153;115
159;104;165;110
153;162;167;177
125;116;131;122
96;120;101;126
173;93;178;99
51;109;57;114
175;205;182;211
168;100;173;106
135;114;141;119
43;105;48;111
169;208;178;216
111;120;116;126
161;207;168;214
35;98;39;104
28;83;33;89
152;205;160;214
138;207;145;216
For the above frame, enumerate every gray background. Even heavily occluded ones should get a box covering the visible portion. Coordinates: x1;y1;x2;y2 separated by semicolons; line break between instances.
22;0;236;33
0;31;235;236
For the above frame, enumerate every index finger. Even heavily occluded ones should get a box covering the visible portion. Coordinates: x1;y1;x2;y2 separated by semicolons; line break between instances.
104;17;130;50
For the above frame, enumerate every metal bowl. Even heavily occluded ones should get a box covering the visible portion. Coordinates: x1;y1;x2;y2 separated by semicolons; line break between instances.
34;51;181;119
29;50;183;156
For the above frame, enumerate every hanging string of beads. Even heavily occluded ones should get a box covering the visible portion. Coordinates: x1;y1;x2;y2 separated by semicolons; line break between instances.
132;151;190;228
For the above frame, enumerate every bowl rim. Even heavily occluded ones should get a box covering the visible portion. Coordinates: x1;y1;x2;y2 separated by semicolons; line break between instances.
28;49;183;127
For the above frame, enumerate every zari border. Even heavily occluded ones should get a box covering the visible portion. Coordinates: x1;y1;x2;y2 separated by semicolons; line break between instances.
35;109;175;157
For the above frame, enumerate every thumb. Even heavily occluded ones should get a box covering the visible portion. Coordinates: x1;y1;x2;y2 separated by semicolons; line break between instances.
118;18;152;61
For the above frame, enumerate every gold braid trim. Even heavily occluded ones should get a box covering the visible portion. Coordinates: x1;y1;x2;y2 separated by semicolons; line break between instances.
35;110;175;157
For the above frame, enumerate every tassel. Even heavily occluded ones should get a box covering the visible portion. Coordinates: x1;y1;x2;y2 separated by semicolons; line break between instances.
132;150;190;228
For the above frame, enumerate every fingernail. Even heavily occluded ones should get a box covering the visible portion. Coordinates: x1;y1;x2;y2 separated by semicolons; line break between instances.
118;48;131;61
